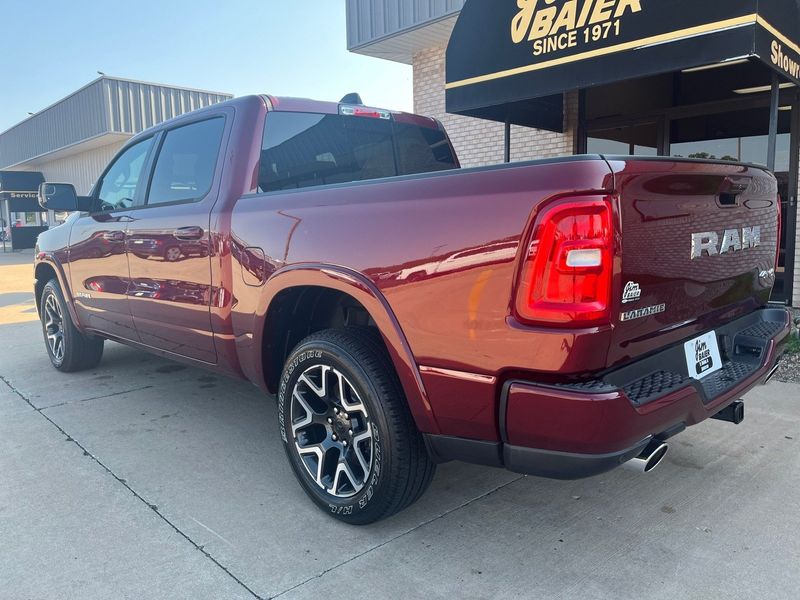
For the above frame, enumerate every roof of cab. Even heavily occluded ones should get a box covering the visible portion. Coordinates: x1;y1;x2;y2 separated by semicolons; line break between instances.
126;93;442;148
264;95;440;129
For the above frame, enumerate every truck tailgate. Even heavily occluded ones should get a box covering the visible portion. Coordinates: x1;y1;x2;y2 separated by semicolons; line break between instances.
605;158;780;368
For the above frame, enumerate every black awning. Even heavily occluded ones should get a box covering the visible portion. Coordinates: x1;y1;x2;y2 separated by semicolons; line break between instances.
446;0;800;131
0;170;44;193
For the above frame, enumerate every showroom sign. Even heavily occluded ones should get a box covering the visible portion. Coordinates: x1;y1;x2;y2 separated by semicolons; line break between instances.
771;41;799;78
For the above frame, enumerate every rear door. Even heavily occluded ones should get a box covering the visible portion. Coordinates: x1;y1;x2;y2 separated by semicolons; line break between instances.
125;115;227;363
605;158;780;367
68;136;156;340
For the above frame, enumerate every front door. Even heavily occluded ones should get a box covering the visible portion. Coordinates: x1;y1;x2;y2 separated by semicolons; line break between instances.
68;136;155;340
125;116;226;363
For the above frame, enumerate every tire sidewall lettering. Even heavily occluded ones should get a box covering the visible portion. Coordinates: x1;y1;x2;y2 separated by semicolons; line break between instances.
278;350;322;443
42;287;65;368
279;346;384;514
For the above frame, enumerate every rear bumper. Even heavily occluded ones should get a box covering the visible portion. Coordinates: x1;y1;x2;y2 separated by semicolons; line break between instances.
426;307;792;479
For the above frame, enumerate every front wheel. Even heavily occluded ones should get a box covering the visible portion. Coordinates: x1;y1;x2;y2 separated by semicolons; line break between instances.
40;279;104;372
278;328;435;524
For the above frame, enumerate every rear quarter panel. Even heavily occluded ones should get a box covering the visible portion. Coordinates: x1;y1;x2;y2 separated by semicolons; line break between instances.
230;158;614;439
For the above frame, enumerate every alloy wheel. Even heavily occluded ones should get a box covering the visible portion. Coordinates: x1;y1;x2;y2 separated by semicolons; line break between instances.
43;293;65;362
290;364;374;498
165;247;182;262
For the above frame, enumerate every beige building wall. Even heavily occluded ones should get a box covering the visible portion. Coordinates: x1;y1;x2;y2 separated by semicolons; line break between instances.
413;46;578;168
16;141;128;195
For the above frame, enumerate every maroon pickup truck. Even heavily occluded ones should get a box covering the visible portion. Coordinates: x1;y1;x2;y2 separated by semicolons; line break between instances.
35;95;791;524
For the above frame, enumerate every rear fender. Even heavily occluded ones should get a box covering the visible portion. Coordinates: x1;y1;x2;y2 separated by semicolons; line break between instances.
247;264;440;434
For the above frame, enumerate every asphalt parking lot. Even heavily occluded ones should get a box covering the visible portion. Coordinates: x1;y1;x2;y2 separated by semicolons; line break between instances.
2;249;799;600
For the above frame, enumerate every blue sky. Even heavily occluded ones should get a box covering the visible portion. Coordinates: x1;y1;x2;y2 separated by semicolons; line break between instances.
0;1;413;132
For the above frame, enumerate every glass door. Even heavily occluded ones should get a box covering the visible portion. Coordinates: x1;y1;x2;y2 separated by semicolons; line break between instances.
587;121;659;156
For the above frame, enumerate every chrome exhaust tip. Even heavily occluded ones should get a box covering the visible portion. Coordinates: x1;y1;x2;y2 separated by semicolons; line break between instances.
623;441;669;474
764;361;781;384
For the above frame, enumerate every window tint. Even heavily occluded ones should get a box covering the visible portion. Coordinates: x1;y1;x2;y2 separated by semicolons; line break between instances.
95;137;154;212
147;118;225;205
259;112;456;192
393;122;457;175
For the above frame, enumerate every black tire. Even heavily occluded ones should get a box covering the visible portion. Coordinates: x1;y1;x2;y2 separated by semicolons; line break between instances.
40;279;104;372
278;328;435;525
163;246;182;262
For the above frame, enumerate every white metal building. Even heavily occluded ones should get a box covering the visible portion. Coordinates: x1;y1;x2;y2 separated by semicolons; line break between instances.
0;76;232;195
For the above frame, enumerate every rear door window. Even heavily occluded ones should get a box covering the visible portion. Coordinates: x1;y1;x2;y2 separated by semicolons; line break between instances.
259;112;456;192
147;118;225;205
393;122;457;175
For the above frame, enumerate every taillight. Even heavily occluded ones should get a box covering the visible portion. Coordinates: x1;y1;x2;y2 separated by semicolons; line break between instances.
515;197;614;327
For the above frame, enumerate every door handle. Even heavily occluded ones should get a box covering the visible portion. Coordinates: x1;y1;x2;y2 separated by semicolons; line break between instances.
173;226;204;241
102;231;125;242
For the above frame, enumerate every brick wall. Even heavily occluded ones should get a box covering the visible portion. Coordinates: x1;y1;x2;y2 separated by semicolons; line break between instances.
413;46;577;168
16;142;127;196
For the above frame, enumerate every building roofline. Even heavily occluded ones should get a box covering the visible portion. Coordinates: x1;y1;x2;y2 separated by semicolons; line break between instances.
0;75;233;138
1;132;132;170
96;75;233;99
347;9;460;56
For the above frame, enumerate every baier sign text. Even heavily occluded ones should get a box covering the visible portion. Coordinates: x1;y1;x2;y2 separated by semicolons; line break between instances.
512;0;643;57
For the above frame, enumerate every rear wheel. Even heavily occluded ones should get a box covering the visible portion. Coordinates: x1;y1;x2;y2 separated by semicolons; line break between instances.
278;328;435;524
40;279;104;372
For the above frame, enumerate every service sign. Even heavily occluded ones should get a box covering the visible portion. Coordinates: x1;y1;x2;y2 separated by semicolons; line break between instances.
1;191;41;212
446;0;800;128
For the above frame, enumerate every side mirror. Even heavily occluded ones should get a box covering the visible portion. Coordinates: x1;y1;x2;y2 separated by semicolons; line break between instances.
38;183;92;212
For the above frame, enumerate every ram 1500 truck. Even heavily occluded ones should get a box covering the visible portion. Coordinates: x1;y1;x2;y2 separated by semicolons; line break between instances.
34;95;791;524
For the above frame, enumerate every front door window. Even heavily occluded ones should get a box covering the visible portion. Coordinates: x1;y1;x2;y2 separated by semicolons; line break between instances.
95;137;155;212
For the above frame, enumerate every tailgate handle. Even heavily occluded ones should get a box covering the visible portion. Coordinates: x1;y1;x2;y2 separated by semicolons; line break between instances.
718;178;750;207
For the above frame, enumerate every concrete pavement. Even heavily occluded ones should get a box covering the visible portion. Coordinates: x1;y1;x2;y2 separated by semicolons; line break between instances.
1;256;799;599
0;249;38;326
